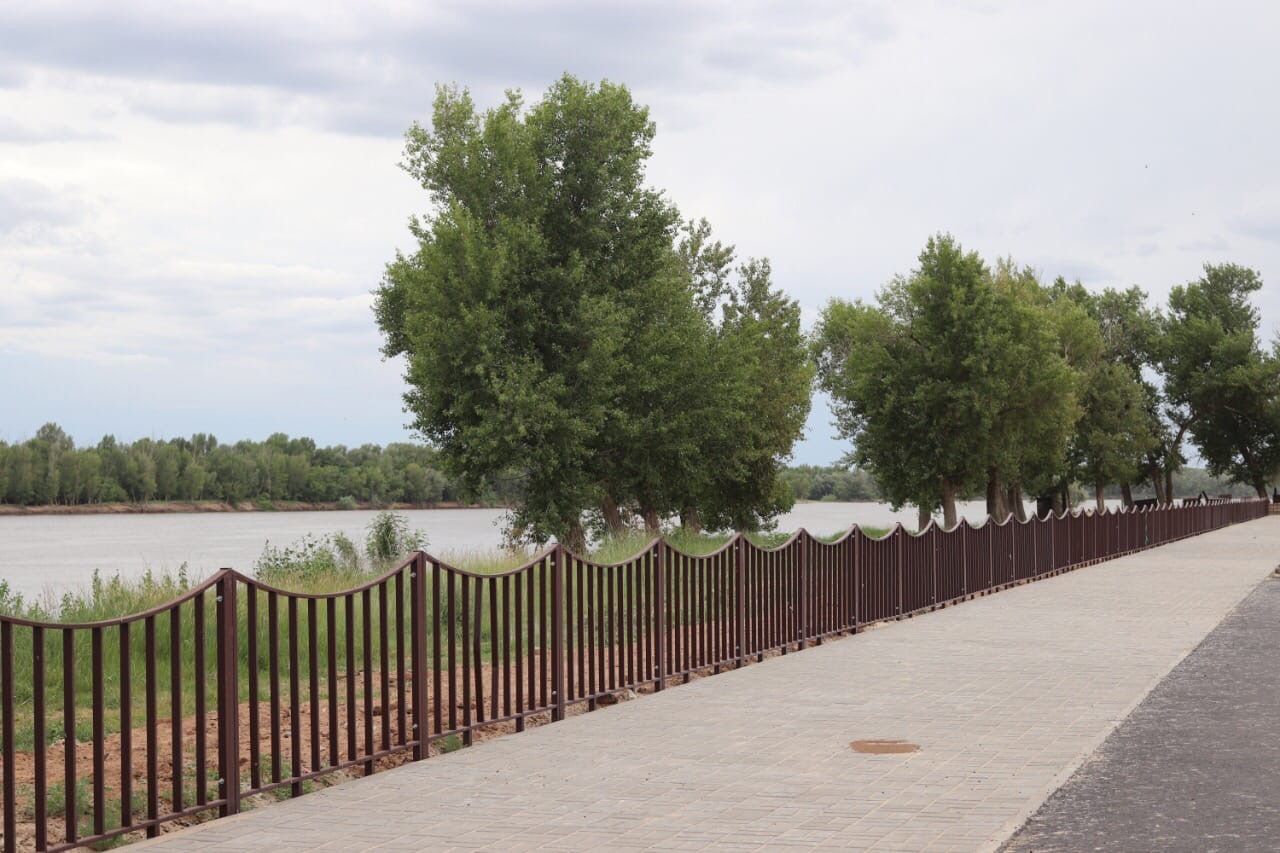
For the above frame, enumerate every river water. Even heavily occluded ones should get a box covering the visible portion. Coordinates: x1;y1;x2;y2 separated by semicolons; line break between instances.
0;499;1102;600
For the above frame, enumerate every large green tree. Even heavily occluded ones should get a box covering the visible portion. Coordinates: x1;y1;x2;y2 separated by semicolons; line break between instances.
376;77;808;547
1161;263;1280;497
813;235;1000;528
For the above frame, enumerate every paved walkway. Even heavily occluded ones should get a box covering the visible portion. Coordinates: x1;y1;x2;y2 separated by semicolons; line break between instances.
142;517;1280;852
1004;574;1280;852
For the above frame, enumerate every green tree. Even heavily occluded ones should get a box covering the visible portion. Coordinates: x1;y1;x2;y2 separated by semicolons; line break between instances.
376;77;807;546
1070;362;1157;509
376;77;679;550
1161;263;1280;497
981;261;1083;521
696;259;812;531
814;235;999;528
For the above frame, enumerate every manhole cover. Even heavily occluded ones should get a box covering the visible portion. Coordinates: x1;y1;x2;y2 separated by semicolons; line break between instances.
850;739;919;754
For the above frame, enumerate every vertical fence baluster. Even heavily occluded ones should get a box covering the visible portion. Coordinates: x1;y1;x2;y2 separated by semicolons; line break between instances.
431;560;443;740
586;562;596;707
564;561;575;703
502;574;512;719
396;571;407;746
552;545;566;722
269;593;282;784
327;597;339;765
288;596;301;795
447;572;457;735
247;587;261;791
33;625;47;851
169;605;183;816
91;626;105;836
1;621;14;853
540;557;549;710
379;582;391;752
219;575;240;816
472;580;485;725
145;616;158;837
488;578;498;721
655;544;667;690
515;570;526;731
411;555;428;759
119;621;133;830
344;593;356;763
308;597;321;775
524;565;534;717
195;592;208;806
362;589;374;772
63;628;78;845
461;575;472;745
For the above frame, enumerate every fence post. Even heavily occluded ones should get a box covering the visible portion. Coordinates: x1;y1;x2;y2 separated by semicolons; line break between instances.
930;526;938;605
216;572;240;817
654;542;667;691
551;544;566;722
735;536;746;667
896;528;905;616
410;552;428;760
797;530;809;649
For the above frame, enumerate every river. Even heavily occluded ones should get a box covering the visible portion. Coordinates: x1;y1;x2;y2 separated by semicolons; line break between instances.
0;499;1108;600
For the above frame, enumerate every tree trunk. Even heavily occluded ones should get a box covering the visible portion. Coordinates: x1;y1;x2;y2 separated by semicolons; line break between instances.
1255;480;1268;499
1150;470;1167;504
641;506;661;535
940;482;959;529
986;470;1008;521
917;503;932;531
1007;483;1027;522
1059;482;1071;512
1120;482;1134;508
601;495;626;537
1164;469;1174;504
1094;482;1106;512
679;505;702;534
563;521;587;555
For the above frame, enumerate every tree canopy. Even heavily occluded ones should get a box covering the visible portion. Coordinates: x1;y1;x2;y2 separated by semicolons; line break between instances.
1162;264;1280;497
814;236;1276;524
375;76;809;548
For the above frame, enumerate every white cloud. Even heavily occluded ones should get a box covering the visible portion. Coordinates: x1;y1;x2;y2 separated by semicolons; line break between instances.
1;0;1278;463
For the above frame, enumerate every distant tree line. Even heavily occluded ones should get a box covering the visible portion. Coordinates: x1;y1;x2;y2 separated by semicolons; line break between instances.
0;426;520;507
780;466;882;502
813;235;1280;527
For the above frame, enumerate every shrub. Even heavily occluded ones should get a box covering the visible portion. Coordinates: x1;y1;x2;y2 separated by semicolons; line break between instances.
365;511;427;570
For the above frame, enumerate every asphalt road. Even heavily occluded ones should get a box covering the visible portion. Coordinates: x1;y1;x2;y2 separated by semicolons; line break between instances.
1004;574;1280;852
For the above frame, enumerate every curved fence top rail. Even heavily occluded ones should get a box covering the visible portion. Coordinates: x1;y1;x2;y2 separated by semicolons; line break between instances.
4;498;1265;629
231;550;421;601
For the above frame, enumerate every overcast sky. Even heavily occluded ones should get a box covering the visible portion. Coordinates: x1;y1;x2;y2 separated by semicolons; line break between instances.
2;1;1278;465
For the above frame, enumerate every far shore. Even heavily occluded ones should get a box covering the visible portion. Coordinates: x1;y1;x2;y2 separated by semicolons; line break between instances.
0;499;507;517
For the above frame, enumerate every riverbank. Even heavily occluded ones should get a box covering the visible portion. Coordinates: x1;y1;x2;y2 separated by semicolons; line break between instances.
0;499;505;517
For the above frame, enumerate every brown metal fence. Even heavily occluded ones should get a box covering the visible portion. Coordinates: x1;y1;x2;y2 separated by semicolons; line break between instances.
0;498;1268;851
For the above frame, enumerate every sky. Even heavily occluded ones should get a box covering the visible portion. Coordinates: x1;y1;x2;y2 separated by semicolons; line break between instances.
2;0;1278;466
